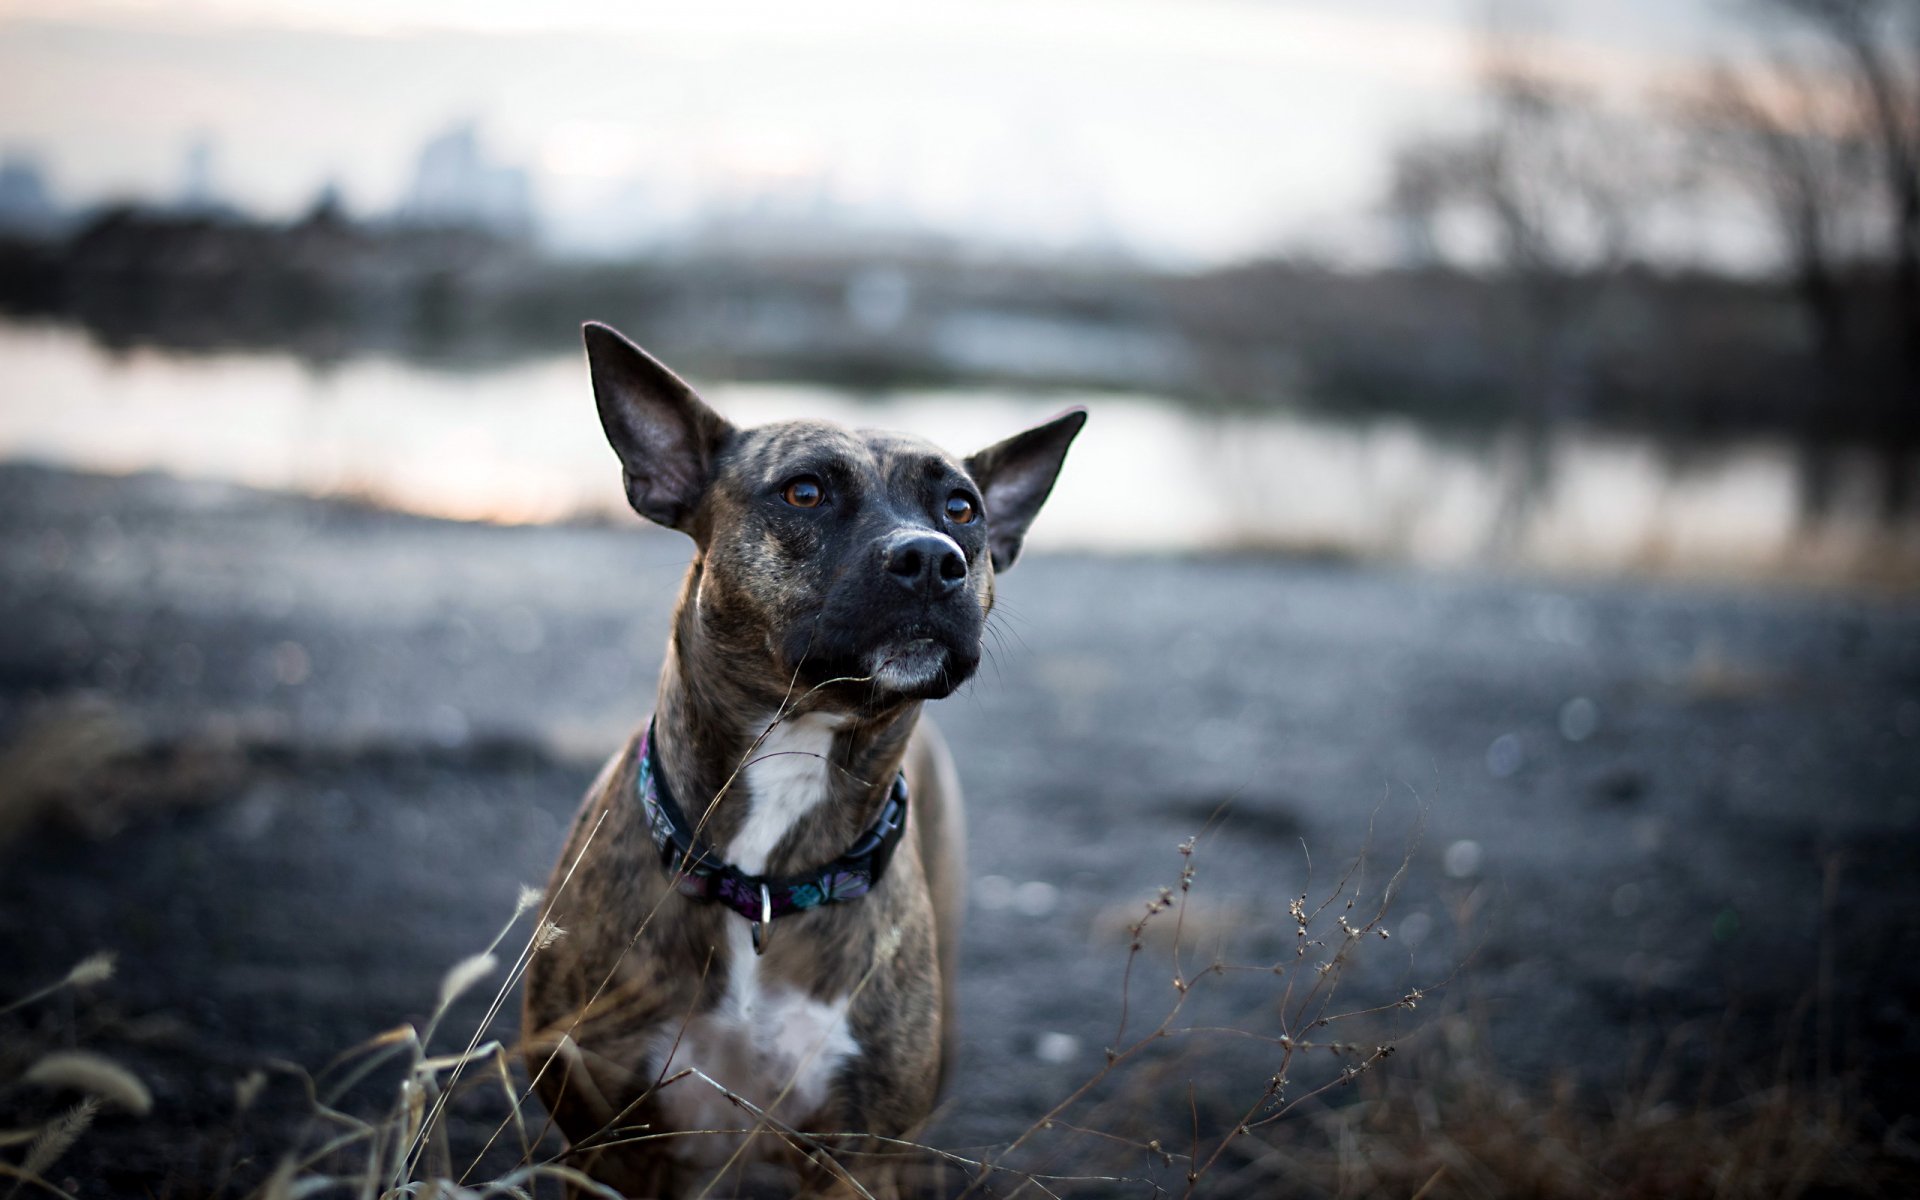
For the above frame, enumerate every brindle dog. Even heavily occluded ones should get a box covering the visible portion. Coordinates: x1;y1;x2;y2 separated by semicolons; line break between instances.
521;322;1084;1197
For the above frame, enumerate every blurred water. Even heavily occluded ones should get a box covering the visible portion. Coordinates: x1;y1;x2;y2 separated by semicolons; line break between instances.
0;322;1909;582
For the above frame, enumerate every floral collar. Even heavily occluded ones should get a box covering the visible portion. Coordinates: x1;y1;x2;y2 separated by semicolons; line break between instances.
635;719;908;954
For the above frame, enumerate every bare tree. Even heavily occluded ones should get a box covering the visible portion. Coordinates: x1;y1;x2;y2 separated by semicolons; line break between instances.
1387;14;1660;552
1698;56;1874;516
1696;0;1920;517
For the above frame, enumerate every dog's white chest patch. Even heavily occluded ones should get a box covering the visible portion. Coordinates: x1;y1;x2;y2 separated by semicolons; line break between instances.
644;711;858;1165
646;922;858;1165
728;710;845;875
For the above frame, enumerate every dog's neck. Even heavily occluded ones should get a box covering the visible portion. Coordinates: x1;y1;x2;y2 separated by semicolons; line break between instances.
649;564;920;879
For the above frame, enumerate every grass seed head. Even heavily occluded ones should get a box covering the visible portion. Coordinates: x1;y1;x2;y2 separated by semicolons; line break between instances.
64;951;116;989
23;1051;153;1115
235;1069;267;1112
23;1097;100;1177
435;952;498;1014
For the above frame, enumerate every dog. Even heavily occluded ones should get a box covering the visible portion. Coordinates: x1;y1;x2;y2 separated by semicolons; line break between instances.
521;322;1084;1197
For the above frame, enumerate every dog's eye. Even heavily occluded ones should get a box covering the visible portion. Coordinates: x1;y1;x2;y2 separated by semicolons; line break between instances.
944;493;978;525
782;477;825;508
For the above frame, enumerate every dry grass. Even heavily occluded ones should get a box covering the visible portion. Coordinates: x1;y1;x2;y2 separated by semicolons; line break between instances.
4;696;1912;1197
221;805;1913;1200
0;952;145;1200
6;818;1912;1198
1224;1010;1919;1199
0;697;244;847
918;821;1432;1198
169;806;1434;1199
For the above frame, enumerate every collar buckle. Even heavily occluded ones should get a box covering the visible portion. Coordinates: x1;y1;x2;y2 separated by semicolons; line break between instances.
749;882;772;955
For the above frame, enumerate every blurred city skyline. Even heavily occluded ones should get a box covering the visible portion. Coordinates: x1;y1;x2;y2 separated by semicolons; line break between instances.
1;0;1756;266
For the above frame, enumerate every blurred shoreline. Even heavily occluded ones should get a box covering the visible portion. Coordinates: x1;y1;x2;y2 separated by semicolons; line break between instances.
0;204;1903;445
6;308;1919;591
6;203;1918;592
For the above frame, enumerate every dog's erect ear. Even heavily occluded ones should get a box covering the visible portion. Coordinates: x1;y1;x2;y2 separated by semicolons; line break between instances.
584;322;734;534
964;407;1086;572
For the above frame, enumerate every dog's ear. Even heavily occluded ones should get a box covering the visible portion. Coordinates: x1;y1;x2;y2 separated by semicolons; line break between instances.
584;322;735;534
964;407;1086;572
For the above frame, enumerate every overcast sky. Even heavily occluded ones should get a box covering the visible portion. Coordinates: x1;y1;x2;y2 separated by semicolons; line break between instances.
0;0;1744;264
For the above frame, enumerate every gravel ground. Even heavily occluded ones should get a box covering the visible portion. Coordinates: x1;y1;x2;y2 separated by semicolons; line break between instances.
2;463;1917;1195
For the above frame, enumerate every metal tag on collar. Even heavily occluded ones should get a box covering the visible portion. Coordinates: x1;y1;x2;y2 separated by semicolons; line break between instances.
749;881;773;955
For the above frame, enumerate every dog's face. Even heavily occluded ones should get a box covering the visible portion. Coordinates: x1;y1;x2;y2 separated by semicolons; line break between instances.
699;420;995;702
584;322;1084;709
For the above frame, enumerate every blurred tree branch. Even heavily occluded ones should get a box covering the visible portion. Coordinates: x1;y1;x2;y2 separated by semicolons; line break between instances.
1394;0;1920;527
1387;8;1670;552
1688;0;1920;516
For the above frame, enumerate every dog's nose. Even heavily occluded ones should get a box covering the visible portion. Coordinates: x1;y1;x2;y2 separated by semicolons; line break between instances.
881;531;967;598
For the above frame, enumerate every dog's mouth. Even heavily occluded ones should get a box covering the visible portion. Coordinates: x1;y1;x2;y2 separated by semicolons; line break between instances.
869;637;954;696
787;606;983;707
816;624;978;704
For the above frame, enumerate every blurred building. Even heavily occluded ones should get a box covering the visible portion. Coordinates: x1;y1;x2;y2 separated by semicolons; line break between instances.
0;153;59;237
163;133;246;222
179;134;218;211
397;121;533;237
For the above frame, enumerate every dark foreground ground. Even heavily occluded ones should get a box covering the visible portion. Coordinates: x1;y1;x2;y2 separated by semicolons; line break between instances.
2;463;1918;1196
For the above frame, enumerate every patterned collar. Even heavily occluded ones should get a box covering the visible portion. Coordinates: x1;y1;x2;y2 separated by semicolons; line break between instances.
635;719;908;954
